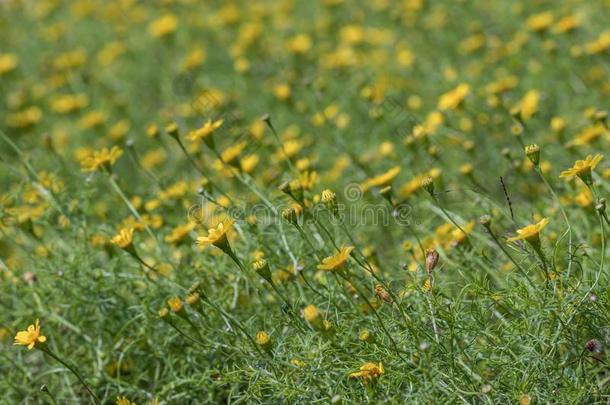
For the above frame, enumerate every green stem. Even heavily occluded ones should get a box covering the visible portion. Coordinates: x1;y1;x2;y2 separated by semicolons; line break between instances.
39;347;100;405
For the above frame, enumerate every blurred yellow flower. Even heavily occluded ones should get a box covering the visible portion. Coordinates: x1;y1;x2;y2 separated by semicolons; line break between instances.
111;228;134;249
350;362;384;383
361;166;400;191
79;146;123;172
186;119;223;144
513;90;540;120
437;83;469;111
148;14;178;38
0;53;18;75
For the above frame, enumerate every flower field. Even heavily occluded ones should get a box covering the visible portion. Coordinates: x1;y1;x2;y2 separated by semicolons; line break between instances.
1;0;610;403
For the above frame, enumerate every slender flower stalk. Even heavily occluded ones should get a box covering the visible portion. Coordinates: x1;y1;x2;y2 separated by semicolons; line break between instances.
480;215;536;290
14;320;100;404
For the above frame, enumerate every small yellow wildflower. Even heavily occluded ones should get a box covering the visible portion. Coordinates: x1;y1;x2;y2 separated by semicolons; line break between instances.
361;166;400;191
80;146;123;172
507;218;549;246
111;228;134;250
559;154;603;185
196;218;233;250
148;14;178;38
167;296;184;313
437;83;470;111
186;119;223;146
14;319;46;350
256;331;272;350
317;246;354;271
0;53;18;75
350;362;384;384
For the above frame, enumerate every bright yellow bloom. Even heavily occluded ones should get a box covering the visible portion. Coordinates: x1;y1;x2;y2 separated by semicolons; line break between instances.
167;296;184;313
255;331;271;349
303;304;321;324
164;222;196;244
559;154;603;184
148;14;178;38
196;218;233;249
186;119;223;143
317;246;354;271
79;146;123;172
221;142;246;166
287;34;312;54
350;362;384;383
361;166;400;191
507;218;549;244
111;228;134;249
0;53;18;75
437;83;469;111
14;319;47;350
512;90;540;120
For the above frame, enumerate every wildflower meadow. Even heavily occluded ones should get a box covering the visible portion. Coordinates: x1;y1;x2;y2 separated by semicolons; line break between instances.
2;0;610;403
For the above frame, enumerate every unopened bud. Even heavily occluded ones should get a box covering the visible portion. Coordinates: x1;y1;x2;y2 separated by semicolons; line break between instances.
165;122;180;140
421;177;434;195
479;214;492;230
524;144;540;166
374;283;393;303
425;249;439;274
596;198;606;215
256;331;272;351
252;258;273;283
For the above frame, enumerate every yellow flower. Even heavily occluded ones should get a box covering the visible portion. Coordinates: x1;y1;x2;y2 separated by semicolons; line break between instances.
256;331;271;350
507;218;549;245
303;304;329;330
559;154;603;184
111;228;134;249
512;90;540;120
526;12;553;32
148;14;178;38
287;34;312;54
361;166;400;191
221;142;246;167
0;53;18;75
317;246;354;271
186;119;223;145
116;397;136;405
437;83;470;111
167;297;184;313
350;362;384;383
14;319;47;349
196;218;233;250
79;146;123;172
164;222;196;244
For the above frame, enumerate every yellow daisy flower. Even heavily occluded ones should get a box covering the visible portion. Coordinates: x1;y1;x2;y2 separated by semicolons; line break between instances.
111;228;134;250
361;166;400;191
350;362;384;384
196;218;234;250
559;154;603;185
317;246;354;271
507;218;549;246
14;319;47;350
186;119;223;147
79;146;123;172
